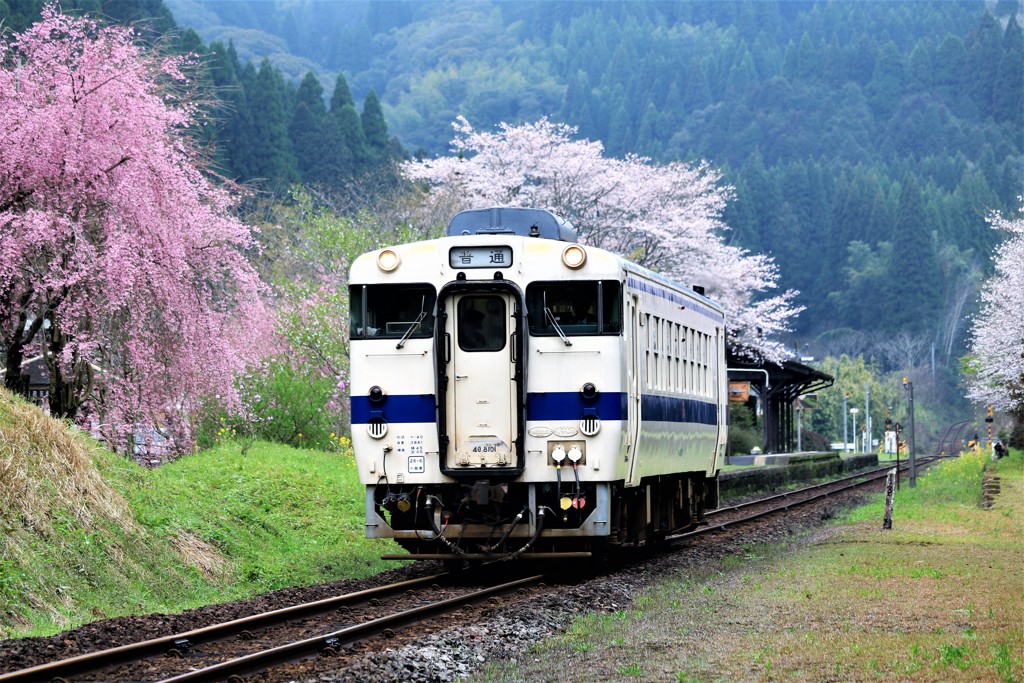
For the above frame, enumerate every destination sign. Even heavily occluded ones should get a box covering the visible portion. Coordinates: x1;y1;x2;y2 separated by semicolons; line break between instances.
449;246;513;269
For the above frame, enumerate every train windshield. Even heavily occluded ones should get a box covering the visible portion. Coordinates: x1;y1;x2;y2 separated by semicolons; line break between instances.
525;280;622;336
349;284;436;340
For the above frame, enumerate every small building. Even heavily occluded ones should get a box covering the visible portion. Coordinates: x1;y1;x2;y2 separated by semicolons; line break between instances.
728;353;834;454
0;355;50;407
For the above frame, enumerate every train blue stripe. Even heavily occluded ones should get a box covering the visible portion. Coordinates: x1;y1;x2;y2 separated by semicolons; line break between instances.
640;394;719;425
528;392;718;425
526;392;627;421
352;392;719;426
351;394;436;424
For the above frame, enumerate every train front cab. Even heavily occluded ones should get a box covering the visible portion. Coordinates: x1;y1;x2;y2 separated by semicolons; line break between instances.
349;209;725;560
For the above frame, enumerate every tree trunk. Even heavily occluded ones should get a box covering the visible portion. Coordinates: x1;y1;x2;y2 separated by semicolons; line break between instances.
3;302;43;395
3;343;26;392
46;325;89;420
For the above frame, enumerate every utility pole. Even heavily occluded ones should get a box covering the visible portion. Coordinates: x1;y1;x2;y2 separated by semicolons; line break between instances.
864;383;871;454
985;405;994;451
842;392;849;452
850;408;859;453
796;398;803;451
903;378;917;488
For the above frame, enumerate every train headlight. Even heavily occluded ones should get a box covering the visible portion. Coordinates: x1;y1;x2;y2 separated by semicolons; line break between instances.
369;385;385;403
580;382;598;401
377;249;401;272
561;245;587;269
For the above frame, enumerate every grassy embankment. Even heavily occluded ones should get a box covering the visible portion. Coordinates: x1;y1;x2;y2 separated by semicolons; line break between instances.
0;388;396;639
485;448;1024;682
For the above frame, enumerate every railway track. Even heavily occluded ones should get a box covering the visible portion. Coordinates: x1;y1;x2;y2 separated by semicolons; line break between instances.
0;572;544;683
670;456;943;546
0;456;950;683
935;420;972;456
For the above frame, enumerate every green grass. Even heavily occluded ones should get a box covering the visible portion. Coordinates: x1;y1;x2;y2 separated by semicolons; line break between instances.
0;388;396;638
125;440;391;592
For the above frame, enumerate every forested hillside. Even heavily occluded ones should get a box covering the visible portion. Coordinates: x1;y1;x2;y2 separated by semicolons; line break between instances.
167;0;1023;357
5;0;1021;362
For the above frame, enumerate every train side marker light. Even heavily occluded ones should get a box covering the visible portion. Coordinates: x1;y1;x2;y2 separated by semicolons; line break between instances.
377;249;401;272
367;418;388;439
561;245;587;269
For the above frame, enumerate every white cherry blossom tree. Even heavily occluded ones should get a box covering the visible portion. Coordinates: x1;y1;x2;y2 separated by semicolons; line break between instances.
968;203;1024;414
403;116;801;362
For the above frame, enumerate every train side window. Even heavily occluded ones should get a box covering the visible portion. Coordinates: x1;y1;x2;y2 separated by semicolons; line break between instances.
349;283;436;339
525;281;621;336
349;285;364;340
601;281;622;333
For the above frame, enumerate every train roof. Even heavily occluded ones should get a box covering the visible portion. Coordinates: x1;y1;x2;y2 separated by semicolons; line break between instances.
446;207;578;242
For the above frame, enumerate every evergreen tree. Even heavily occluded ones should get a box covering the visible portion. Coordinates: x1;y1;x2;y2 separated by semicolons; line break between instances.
735;148;780;253
330;72;355;112
866;41;905;120
206;41;252;180
246;59;298;183
361;89;389;153
888;175;941;333
290;71;327;182
314;114;354;186
561;71;595;138
336;104;368;169
993;17;1024;124
965;12;1003;118
905;38;934;93
933;34;969;113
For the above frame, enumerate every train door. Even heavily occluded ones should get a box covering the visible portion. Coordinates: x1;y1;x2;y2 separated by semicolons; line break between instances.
446;292;518;469
625;292;642;486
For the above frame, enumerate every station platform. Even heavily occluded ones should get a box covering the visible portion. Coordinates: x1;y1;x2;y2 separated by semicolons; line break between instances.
719;451;879;500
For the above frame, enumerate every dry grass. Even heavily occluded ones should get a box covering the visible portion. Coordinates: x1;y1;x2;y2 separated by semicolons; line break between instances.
170;530;231;577
0;389;137;536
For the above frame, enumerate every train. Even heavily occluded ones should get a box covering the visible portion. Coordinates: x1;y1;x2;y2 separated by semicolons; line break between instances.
349;207;728;561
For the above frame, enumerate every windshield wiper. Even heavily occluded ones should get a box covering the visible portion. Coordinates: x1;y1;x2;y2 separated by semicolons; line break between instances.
544;307;572;347
395;311;427;349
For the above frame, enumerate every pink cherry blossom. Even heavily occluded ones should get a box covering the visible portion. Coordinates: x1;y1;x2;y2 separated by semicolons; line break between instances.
0;6;273;454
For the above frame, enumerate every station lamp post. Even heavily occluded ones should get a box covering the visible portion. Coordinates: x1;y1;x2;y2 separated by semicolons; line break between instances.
850;408;859;453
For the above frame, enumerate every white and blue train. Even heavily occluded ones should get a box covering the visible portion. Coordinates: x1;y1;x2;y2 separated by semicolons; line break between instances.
349;207;728;561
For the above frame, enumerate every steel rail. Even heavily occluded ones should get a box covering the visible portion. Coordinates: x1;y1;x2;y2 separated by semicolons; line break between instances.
674;456;941;543
935;420;972;456
705;459;934;520
0;573;448;683
156;574;545;683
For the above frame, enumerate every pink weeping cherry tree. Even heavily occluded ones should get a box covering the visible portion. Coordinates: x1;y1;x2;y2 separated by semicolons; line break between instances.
968;203;1024;416
403;116;802;362
0;6;272;454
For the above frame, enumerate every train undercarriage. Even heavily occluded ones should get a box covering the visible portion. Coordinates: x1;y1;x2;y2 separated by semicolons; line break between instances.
369;472;720;560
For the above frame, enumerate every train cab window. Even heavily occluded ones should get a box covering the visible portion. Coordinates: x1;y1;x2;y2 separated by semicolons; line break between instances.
525;280;622;336
349;284;436;340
